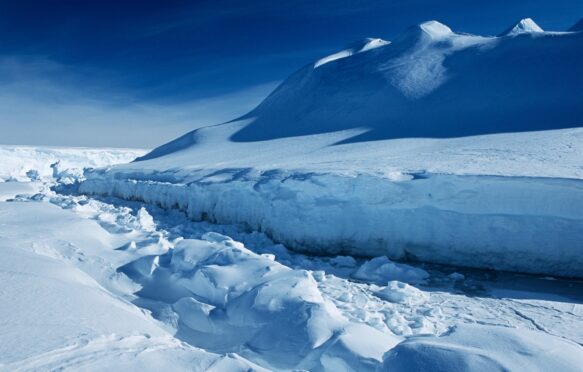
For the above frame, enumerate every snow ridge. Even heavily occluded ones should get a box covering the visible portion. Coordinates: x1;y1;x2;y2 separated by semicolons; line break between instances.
314;37;389;68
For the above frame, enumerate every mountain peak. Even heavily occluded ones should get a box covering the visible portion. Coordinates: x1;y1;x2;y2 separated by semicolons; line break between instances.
500;18;544;36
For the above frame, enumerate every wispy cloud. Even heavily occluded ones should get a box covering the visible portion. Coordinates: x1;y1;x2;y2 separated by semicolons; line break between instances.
0;56;278;148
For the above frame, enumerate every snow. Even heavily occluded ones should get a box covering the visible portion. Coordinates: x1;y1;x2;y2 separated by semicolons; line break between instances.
78;19;583;278
382;324;583;372
0;201;264;372
353;256;429;284
4;17;583;370
314;37;389;68
374;281;429;305
1;147;583;370
122;233;402;370
499;18;544;36
417;20;454;38
79;158;583;277
0;145;145;182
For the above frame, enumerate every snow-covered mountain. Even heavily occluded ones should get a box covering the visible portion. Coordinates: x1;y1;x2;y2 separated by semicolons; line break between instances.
80;19;583;278
140;18;583;160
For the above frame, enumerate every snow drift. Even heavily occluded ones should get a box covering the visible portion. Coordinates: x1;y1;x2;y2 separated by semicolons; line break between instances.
80;19;583;278
120;233;400;370
382;323;583;372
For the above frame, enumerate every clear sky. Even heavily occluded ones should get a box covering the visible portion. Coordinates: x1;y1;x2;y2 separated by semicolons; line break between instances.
1;0;582;148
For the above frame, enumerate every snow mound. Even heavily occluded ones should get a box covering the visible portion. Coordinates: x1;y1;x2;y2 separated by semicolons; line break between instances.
499;18;544;36
121;232;401;370
382;324;583;372
353;256;429;284
375;281;428;306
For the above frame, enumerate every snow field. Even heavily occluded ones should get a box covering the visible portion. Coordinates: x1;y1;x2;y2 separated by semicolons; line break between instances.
2;157;582;370
0;200;265;372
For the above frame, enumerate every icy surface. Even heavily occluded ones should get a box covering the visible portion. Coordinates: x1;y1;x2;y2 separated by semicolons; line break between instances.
0;145;145;182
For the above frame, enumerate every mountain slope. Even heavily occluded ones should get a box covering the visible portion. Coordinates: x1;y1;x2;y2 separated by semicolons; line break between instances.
137;19;583;163
226;20;582;144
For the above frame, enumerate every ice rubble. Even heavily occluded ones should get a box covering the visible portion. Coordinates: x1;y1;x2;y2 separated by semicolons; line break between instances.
120;232;400;370
353;257;429;284
0;145;145;182
79;19;583;278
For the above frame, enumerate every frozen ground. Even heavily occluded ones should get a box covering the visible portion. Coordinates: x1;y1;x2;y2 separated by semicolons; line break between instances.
1;147;582;370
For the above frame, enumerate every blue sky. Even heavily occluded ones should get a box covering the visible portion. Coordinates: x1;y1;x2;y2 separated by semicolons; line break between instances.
1;0;582;147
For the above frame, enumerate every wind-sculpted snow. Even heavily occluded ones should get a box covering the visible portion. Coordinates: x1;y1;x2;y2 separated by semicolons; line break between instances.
382;324;583;372
135;19;583;161
0;200;266;372
120;233;400;370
